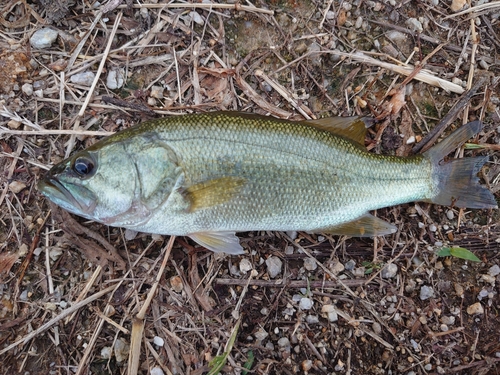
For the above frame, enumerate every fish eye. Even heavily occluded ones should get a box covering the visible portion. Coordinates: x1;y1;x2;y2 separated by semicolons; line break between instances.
72;155;95;178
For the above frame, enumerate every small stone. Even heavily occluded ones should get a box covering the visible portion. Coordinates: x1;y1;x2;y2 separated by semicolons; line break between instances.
466;302;484;315
440;324;449;332
101;346;112;359
386;30;406;44
306;315;319;324
254;328;268;342
22;83;33;96
153;336;164;347
381;263;398;278
420;285;434;300
190;11;204;25
124;229;138;241
114;338;130;362
372;322;382;334
299;298;313;310
30;28;59;49
405;18;423;33
480;274;495;284
446;210;455;220
8;181;26;194
239;258;253;273
450;0;467;12
106;69;124;89
7;120;21;129
150;85;164;99
170;276;183;293
260;307;269;316
406;136;415;144
454;283;464;297
277;337;290;350
429;224;437;232
479;60;489;70
344;259;356;271
49;247;63;261
70;72;95;86
488;265;500;277
303;257;317;271
353;267;365;277
266;256;282;278
331;261;345;274
321;304;338;322
302;359;313;372
150;367;164;375
441;316;455;325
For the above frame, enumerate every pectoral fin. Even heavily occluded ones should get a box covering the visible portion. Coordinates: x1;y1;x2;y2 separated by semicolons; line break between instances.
320;213;397;237
184;176;246;211
189;231;244;254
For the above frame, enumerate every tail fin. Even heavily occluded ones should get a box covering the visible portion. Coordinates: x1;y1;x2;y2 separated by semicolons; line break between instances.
423;121;497;209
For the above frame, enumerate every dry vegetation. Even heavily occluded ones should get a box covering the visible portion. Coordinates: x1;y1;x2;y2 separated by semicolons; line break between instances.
1;0;500;374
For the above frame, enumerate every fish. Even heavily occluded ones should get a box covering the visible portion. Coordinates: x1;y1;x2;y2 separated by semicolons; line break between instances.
38;112;497;254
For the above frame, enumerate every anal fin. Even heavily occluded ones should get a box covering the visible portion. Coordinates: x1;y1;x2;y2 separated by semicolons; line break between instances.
320;213;397;237
189;231;244;255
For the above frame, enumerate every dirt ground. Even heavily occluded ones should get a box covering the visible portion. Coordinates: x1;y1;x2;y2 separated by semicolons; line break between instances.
1;1;500;374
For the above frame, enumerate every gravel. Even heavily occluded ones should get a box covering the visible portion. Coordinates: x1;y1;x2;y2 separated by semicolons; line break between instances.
30;28;58;49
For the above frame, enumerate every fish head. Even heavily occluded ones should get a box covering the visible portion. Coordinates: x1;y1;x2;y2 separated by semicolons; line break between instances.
38;141;148;226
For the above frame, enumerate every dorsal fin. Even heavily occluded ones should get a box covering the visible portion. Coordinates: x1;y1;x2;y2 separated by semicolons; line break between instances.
304;116;371;145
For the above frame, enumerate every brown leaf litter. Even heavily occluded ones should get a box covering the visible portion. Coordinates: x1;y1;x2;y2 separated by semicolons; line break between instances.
1;1;500;374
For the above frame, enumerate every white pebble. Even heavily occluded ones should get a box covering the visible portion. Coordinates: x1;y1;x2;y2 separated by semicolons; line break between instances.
299;297;313;310
70;72;96;86
30;28;59;49
381;263;398;278
488;265;500;277
150;367;164;375
406;18;423;33
306;315;319;324
277;337;291;349
101;346;112;359
254;328;269;342
106;69;124;89
420;285;434;300
266;256;283;278
355;16;363;29
153;336;164;347
190;11;204;25
303;257;317;271
150;85;164;99
239;258;253;273
22;83;33;96
386;30;406;44
406;135;415;144
446;210;455;220
429;224;437;232
114;338;130;362
321;304;338;322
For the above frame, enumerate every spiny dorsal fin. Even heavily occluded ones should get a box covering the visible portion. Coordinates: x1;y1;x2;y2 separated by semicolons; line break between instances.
184;176;246;211
319;213;397;237
304;116;371;145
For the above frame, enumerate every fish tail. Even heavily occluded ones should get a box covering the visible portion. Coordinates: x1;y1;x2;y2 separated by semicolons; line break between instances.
424;121;497;209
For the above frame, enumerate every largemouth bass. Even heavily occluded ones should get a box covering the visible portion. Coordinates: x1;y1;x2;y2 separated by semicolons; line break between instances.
38;112;497;254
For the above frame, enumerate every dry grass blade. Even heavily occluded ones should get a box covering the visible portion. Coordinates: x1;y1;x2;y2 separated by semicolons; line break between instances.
2;1;499;374
128;236;175;375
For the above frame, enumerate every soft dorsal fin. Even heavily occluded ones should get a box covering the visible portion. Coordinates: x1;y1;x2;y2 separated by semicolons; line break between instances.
184;176;247;211
318;213;397;237
304;116;371;145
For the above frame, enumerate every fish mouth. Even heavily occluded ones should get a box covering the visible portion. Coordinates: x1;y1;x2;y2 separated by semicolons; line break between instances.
38;177;97;215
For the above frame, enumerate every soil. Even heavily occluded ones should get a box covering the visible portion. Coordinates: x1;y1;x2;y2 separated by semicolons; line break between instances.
1;1;500;375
